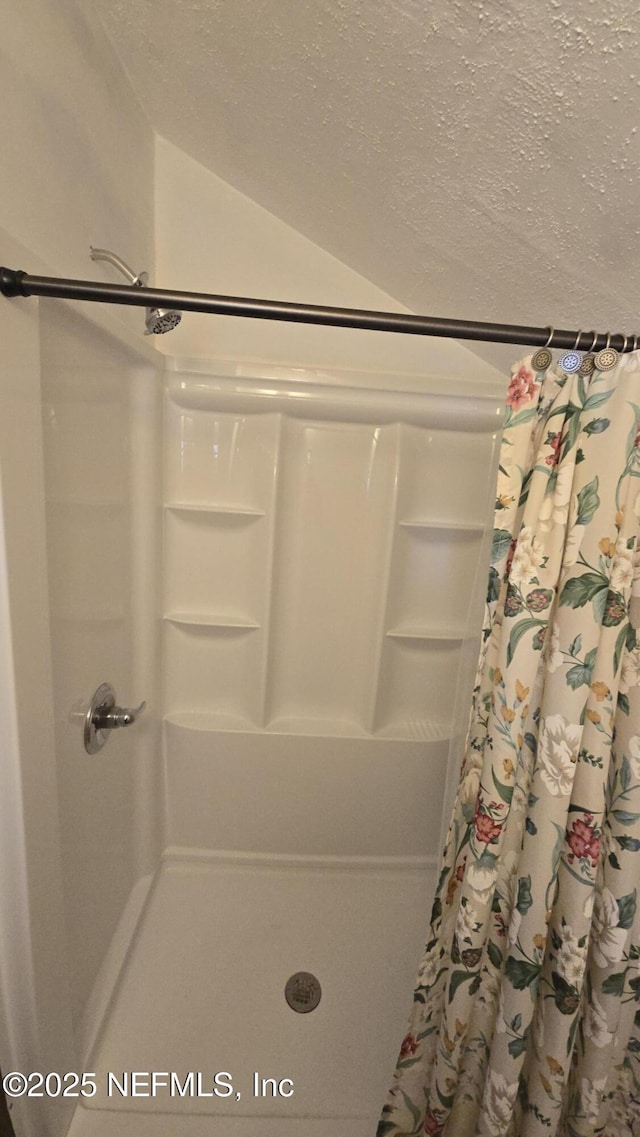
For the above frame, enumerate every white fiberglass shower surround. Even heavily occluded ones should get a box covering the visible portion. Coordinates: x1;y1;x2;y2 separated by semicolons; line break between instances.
0;277;504;1137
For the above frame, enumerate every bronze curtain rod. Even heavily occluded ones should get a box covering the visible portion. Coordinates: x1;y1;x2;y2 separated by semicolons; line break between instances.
0;265;635;353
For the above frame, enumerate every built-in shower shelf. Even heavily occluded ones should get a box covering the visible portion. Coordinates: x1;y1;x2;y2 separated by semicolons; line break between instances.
375;719;452;742
386;625;467;642
164;612;261;630
264;716;369;738
165;502;265;518
398;518;485;532
165;711;258;732
163;711;453;743
165;712;369;737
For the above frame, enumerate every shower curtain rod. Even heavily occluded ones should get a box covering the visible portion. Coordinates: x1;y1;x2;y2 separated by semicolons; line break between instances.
0;265;635;352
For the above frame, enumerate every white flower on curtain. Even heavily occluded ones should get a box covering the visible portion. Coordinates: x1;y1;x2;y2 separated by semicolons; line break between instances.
619;651;640;694
483;1070;518;1135
377;354;640;1137
538;713;581;796
591;888;626;968
538;463;573;531
584;993;614;1049
510;526;546;587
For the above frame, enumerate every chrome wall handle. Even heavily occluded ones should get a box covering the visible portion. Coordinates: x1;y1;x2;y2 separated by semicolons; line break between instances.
92;700;146;730
84;683;146;754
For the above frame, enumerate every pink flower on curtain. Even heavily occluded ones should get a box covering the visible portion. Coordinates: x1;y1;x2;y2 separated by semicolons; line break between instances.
423;1108;446;1135
505;536;518;578
399;1034;419;1058
545;430;562;467
473;804;502;844
506;364;539;411
567;815;601;867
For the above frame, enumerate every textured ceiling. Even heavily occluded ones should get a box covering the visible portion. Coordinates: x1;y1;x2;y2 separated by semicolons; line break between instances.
90;0;640;368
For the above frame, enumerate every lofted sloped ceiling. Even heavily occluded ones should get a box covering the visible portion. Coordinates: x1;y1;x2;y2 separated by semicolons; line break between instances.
90;0;640;368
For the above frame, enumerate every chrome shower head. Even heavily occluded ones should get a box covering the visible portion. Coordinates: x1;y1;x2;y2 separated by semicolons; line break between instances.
90;247;182;336
145;307;182;335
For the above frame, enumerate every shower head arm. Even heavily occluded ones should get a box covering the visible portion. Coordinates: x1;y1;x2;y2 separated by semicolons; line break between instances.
89;247;148;288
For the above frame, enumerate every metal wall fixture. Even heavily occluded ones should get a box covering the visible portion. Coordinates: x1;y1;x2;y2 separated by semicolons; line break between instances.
84;683;146;755
89;247;182;335
284;972;322;1013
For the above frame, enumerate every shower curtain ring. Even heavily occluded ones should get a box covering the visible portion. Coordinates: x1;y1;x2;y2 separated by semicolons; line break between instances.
578;331;599;377
559;329;583;373
595;332;619;372
531;326;554;372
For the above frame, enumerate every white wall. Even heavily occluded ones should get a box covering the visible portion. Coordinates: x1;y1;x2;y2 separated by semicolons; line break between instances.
0;0;154;333
39;303;162;1038
0;4;157;1134
0;234;75;1137
155;136;507;386
154;136;506;874
154;131;506;844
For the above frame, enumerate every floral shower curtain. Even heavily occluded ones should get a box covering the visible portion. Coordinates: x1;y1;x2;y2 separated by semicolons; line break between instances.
378;353;640;1137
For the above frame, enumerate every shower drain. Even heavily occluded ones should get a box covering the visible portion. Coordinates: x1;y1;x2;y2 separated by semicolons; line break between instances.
284;971;322;1013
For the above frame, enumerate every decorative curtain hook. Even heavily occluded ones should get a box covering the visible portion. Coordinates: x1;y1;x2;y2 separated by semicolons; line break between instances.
531;326;554;372
595;331;619;372
578;331;599;377
559;329;583;373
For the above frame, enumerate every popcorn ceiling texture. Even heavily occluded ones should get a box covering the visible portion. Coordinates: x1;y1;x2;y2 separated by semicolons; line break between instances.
91;0;640;365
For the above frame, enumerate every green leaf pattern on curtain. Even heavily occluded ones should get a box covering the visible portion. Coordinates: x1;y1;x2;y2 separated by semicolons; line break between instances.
377;353;640;1137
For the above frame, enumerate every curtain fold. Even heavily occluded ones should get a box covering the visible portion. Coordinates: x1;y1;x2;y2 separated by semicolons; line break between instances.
378;353;640;1137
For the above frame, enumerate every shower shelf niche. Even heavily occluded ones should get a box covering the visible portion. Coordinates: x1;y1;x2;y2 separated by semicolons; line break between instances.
398;518;485;532
164;614;261;630
165;502;265;517
162;377;500;743
386;625;467;641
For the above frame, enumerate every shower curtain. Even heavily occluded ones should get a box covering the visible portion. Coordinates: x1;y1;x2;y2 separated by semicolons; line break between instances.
378;353;640;1137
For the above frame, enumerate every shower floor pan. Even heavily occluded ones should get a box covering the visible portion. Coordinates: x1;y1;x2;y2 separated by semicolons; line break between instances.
67;850;434;1137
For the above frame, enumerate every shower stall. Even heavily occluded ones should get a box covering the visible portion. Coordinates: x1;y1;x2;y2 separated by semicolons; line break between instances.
0;271;504;1136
